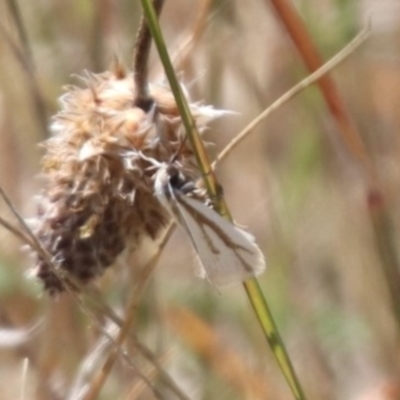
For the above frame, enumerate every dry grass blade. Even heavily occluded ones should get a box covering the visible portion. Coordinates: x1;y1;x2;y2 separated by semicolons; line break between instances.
82;225;186;400
0;181;186;399
214;26;370;168
19;358;29;400
0;182;95;297
122;353;168;400
133;341;192;400
0;18;48;136
5;0;33;68
0;216;33;248
166;306;271;400
369;200;400;323
267;0;371;171
78;290;190;400
69;324;164;400
1;2;400;399
67;329;115;400
77;273;190;400
173;0;213;70
0;185;47;261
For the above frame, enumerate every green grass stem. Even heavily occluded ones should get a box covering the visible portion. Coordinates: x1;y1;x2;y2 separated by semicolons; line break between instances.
140;1;309;399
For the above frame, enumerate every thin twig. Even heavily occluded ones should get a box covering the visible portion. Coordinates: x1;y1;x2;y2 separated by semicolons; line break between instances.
0;185;45;257
173;0;213;71
0;183;185;399
214;26;370;168
79;262;191;400
5;0;33;68
0;21;48;136
82;225;187;400
73;315;164;400
0;215;34;248
0;184;118;329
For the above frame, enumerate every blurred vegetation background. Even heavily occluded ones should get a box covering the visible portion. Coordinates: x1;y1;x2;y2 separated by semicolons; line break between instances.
1;0;400;399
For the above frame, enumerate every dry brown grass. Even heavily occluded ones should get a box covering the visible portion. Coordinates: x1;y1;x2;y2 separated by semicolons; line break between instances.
1;1;400;399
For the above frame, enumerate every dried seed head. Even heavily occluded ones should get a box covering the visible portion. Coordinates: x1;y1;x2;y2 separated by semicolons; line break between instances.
31;67;223;294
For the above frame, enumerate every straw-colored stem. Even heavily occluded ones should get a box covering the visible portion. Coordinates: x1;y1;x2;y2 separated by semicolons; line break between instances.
214;27;369;168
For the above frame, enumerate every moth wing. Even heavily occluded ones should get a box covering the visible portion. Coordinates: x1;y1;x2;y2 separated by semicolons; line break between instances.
174;194;266;286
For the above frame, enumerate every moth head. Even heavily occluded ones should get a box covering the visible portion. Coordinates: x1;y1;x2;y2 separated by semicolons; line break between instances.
167;165;184;187
154;163;196;198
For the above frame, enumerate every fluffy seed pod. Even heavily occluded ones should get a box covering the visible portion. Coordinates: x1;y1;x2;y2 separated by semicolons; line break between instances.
31;66;224;294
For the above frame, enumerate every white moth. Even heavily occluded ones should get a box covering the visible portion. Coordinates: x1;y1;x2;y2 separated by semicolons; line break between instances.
154;163;266;286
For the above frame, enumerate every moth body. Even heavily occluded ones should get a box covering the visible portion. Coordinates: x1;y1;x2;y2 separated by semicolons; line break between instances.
154;164;266;286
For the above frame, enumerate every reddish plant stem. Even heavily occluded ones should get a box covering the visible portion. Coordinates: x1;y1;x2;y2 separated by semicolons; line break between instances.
267;0;371;171
268;0;400;330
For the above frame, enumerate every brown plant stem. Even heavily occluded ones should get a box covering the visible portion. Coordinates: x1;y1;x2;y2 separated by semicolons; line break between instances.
133;0;165;110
